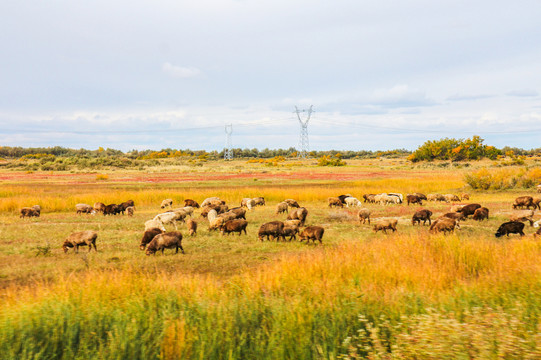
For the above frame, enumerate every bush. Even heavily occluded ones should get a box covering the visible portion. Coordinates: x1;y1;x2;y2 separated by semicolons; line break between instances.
464;167;541;190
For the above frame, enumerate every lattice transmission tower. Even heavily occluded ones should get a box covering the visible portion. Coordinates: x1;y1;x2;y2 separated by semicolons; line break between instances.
295;105;313;158
224;124;233;160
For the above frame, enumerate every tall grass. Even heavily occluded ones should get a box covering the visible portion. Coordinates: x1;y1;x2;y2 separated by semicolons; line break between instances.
1;236;540;358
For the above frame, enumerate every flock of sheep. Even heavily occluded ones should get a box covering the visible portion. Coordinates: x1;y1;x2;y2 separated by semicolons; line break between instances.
19;186;541;256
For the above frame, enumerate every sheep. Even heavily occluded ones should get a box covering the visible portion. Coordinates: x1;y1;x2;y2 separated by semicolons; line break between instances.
328;197;343;208
374;193;390;205
201;197;222;207
253;197;266;206
386;195;402;205
284;199;300;208
245;199;256;210
153;211;186;230
145;231;184;255
509;210;536;227
413;193;428;201
373;219;398;233
363;194;376;203
126;206;135;217
103;204;121;216
62;230;98;253
75;203;96;215
438;212;465;228
450;204;466;213
457;203;482;218
241;198;253;208
118;200;135;214
357;208;371;224
217;211;238;223
93;202;106;214
186;218;197;236
429;218;457;235
427;193;446;202
513;196;535;210
32;205;41;213
160;198;173;209
145;219;166;231
388;193;403;204
275;201;289;214
228;207;247;220
208;217;226;231
287;207;308;226
181;206;194;217
532;197;541;210
298;226;324;244
406;194;423;206
472;207;489;221
139;228;164;250
283;220;302;241
207;209;218;223
20;207;40;218
461;193;470;200
444;194;460;203
258;221;285;241
220;219;248;236
344;197;362;207
337;194;352;204
184;199;200;208
412;209;432;226
495;221;525;238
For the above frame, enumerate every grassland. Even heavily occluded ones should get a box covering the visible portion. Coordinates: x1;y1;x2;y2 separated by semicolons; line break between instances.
0;158;540;359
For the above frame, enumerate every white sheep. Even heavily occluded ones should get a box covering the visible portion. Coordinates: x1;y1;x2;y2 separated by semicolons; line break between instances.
153;211;186;230
344;197;362;207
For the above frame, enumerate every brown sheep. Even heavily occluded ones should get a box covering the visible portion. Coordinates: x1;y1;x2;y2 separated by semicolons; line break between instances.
118;200;135;214
429;218;457;235
208;217;226;231
414;193;428;201
298;226;324;244
338;194;352;204
20;207;40;218
357;208;371;224
220;219;248;236
258;221;285;241
444;194;460;203
427;193;446;202
412;209;432;226
160;199;173;209
472;207;489;221
126;206;135;217
93;202;106;214
532;197;541;210
495;222;525;238
253;197;266;206
276;202;289;214
406;194;423;206
139;228;164;250
284;199;300;208
145;231;184;255
287;207;308;226
75;203;95;215
439;212;465;227
184;199;200;208
461;193;470;200
63;230;98;253
186;218;197;236
458;203;482;218
103;204;121;216
509;210;535;227
373;219;398;233
512;196;535;210
363;194;376;203
229;207;247;220
328;197;343;208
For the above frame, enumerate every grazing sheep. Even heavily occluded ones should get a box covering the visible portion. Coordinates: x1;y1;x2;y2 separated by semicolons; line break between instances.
93;202;106;214
457;203;482;218
118;200;135;214
284;219;302;227
275;201;289;214
509;210;536;227
253;197;266;206
145;231;184;255
287;207;308;226
472;207;489;221
103;204;121;216
217;211;238;223
387;193;403;204
208;217;226;231
427;193;446;202
160;199;173;209
337;194;352;204
461;193;470;200
145;219;166;231
20;207;40;218
495;221;525;238
298;226;324;244
32;205;41;213
201;197;222;207
186;218;197;236
220;219;248;236
258;221;285;241
363;194;376;203
75;203;95;215
406;194;423;206
245;199;256;210
63;230;98;253
513;196;535;210
412;209;432;226
207;209;218;223
450;204;466;213
153;211;186;230
429;218;457;235
386;195;402;205
438;212;465;228
374;193;390;205
139;228;164;250
344;197;362;207
284;199;300;208
229;207;247;220
184;199;200;208
373;219;398;233
414;193;428;201
444;194;460;203
357;208;371;224
126;206;135;217
328;197;343;208
181;206;194;217
282;225;299;241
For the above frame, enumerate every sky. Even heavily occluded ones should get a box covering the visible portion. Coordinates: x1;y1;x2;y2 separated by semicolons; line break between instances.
1;0;541;152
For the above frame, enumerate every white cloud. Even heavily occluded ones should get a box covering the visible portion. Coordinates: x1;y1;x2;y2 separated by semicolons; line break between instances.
162;62;201;78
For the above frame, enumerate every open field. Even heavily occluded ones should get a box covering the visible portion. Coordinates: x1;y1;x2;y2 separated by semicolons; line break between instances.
1;158;540;359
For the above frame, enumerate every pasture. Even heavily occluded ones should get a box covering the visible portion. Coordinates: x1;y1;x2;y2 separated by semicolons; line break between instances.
0;158;540;359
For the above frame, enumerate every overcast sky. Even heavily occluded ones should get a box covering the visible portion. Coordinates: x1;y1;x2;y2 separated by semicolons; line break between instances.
1;0;540;151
